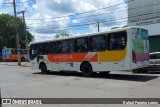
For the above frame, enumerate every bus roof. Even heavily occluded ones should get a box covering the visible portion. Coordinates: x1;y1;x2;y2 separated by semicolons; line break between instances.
29;26;147;45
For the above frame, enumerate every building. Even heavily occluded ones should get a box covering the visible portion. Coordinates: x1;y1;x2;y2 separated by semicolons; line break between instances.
128;0;160;52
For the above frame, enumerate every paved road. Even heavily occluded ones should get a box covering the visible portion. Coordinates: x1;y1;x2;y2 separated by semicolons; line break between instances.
0;62;160;107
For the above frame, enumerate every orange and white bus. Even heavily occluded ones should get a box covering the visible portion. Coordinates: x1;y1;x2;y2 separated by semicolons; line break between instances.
29;27;150;76
2;48;27;62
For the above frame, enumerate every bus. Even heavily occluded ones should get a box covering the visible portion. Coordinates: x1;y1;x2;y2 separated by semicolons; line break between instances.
0;47;2;61
2;48;27;62
29;27;149;76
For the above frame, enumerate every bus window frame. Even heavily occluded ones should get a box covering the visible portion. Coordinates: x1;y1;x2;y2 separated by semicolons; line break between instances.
62;39;75;54
75;37;89;53
89;34;106;52
106;31;127;51
49;41;62;54
38;42;49;55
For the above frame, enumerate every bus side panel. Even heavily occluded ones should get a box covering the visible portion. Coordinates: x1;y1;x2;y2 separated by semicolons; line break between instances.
30;58;39;70
98;47;127;62
48;53;98;71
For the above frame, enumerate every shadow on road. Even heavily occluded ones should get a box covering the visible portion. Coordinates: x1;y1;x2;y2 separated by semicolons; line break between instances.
33;71;159;82
147;71;160;74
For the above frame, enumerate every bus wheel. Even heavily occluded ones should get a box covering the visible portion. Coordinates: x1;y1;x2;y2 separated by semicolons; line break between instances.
81;63;93;77
40;63;49;74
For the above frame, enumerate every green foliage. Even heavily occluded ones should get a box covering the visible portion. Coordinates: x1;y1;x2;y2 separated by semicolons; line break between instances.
0;13;34;49
55;33;70;38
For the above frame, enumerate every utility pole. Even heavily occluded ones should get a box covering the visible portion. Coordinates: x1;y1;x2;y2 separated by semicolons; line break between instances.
13;0;21;65
17;11;29;61
97;22;100;32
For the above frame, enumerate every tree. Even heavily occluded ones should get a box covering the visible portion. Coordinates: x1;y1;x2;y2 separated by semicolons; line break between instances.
0;13;34;49
55;33;70;38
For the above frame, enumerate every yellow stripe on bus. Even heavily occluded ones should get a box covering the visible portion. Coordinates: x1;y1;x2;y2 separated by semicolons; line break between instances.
98;46;127;62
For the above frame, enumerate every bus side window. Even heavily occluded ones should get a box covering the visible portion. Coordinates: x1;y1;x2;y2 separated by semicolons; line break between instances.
158;54;160;59
11;50;14;54
20;50;24;54
90;35;106;52
50;41;61;54
107;31;127;51
14;50;17;54
38;43;48;55
62;39;74;53
21;50;26;54
11;49;17;54
25;50;27;54
75;38;88;52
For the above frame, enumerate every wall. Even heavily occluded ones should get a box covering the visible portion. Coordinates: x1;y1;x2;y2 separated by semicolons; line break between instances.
128;0;160;52
128;0;160;36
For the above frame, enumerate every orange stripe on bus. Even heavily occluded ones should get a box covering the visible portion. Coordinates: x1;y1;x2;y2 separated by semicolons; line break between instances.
48;52;98;62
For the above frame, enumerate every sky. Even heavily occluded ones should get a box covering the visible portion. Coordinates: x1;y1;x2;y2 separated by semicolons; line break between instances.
0;0;128;41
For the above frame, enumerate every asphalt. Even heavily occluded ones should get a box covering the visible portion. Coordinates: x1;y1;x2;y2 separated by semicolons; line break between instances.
0;62;160;107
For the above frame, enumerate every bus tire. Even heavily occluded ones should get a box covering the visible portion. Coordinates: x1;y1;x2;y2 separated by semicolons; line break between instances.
40;63;49;74
81;62;93;77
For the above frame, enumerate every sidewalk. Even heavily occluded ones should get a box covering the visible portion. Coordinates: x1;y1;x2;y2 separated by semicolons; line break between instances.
0;62;30;67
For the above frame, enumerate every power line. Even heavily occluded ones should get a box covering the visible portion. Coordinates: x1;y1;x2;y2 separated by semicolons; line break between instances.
26;2;160;26
25;0;129;20
1;3;159;31
28;8;160;31
28;10;160;32
0;0;126;17
30;20;127;34
2;1;160;34
26;8;127;25
21;0;45;4
0;2;12;4
16;0;45;6
28;0;160;22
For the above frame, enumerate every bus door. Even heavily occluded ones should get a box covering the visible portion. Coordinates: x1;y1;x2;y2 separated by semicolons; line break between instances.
29;44;38;67
37;43;49;63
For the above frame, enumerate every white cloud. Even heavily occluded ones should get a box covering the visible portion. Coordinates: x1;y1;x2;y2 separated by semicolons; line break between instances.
20;0;127;41
0;0;3;4
31;32;55;42
0;0;13;14
72;19;79;23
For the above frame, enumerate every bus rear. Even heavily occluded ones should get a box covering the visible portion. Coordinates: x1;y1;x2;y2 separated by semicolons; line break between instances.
130;27;150;72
